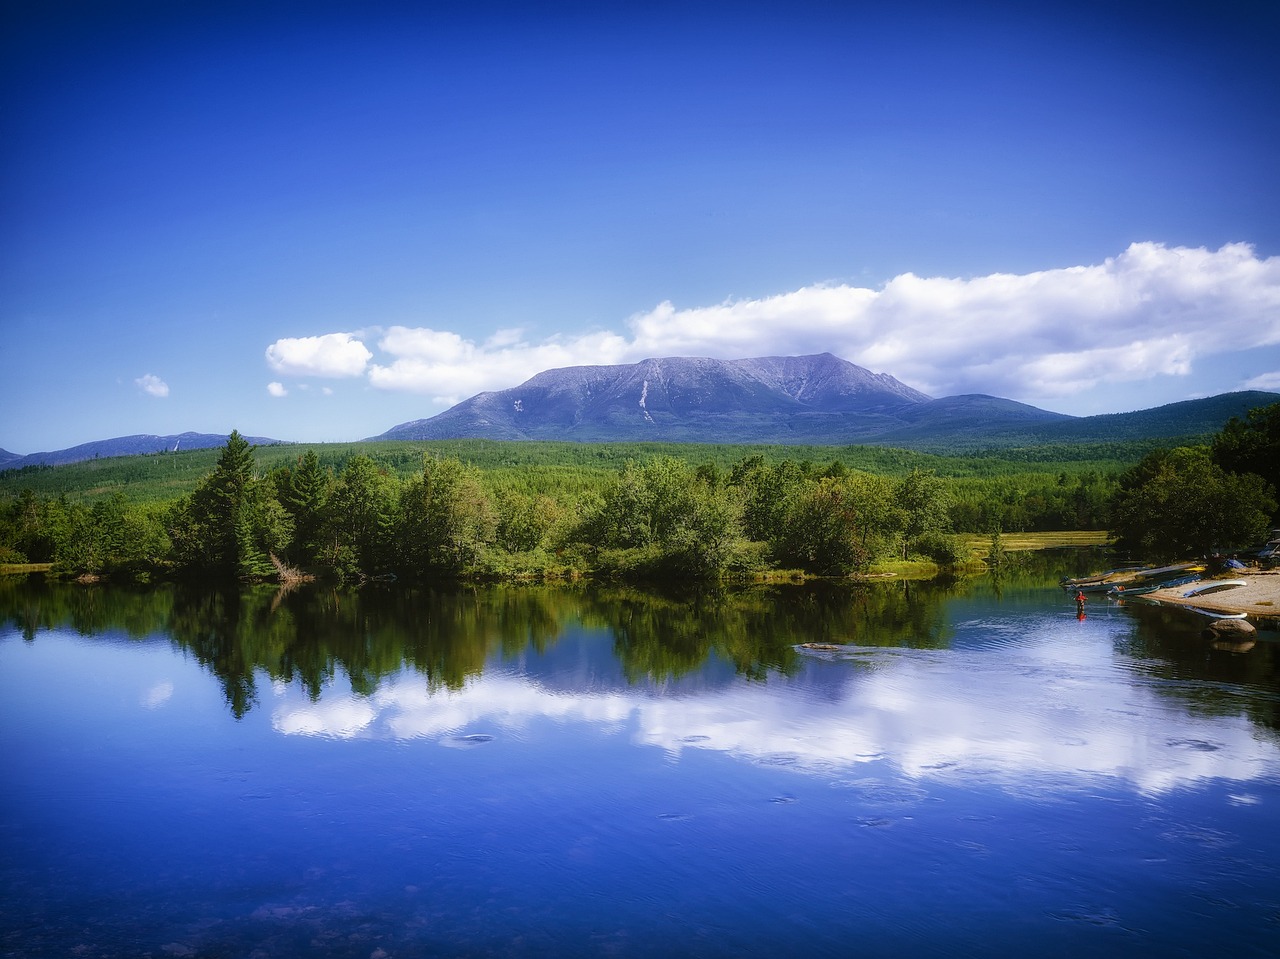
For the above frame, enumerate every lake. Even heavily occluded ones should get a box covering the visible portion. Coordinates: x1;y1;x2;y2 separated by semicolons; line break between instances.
2;556;1279;958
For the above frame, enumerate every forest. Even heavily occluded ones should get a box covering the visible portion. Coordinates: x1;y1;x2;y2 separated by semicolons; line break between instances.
1;402;1276;584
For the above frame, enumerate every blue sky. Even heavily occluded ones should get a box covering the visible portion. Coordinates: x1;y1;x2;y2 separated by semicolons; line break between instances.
3;0;1279;453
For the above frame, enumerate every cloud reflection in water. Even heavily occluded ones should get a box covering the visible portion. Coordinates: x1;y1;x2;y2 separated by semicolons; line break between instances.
271;639;1278;797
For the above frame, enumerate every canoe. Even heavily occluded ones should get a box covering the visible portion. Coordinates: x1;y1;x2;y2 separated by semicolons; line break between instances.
1182;606;1249;619
1072;580;1127;593
1107;583;1161;597
1181;580;1247;598
1133;562;1204;581
1062;562;1203;593
1108;573;1201;597
1060;567;1145;590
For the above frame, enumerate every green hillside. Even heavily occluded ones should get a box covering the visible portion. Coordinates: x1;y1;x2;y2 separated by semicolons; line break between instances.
0;437;1157;506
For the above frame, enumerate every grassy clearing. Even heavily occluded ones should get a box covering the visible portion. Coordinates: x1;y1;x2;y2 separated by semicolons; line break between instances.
1;563;53;576
865;558;947;580
961;530;1111;558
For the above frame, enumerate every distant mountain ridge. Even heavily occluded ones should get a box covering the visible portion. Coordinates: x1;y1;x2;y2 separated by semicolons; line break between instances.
372;353;1279;448
2;432;281;470
6;356;1278;466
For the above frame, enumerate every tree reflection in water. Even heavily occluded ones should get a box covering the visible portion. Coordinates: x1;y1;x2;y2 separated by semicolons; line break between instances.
1;568;1276;737
1;576;952;713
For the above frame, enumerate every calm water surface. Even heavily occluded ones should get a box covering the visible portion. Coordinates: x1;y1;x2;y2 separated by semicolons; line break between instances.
2;558;1279;958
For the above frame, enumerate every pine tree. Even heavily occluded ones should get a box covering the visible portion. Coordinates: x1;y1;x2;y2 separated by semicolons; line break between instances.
166;430;291;580
280;450;330;564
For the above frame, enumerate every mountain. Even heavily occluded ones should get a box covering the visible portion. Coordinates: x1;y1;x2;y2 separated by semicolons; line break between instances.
373;353;1279;449
6;360;1276;466
1;432;282;470
376;353;941;444
373;353;1069;445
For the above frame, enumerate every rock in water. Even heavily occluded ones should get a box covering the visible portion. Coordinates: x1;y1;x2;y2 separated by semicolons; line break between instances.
1201;618;1257;643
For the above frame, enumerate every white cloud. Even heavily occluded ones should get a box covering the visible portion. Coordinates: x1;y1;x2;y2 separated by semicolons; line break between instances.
134;373;170;398
265;332;372;377
616;242;1280;402
1242;370;1280;392
267;381;287;398
269;243;1280;406
367;327;631;404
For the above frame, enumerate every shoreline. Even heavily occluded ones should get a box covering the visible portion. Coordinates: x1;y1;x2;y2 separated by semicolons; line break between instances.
1122;569;1280;625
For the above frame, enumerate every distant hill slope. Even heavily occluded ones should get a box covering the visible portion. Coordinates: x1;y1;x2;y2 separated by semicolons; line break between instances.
2;432;281;470
870;391;1280;450
1029;392;1280;444
0;448;21;469
373;352;1279;449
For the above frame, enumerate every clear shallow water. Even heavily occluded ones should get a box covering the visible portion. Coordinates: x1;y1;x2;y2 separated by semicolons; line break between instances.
2;564;1279;958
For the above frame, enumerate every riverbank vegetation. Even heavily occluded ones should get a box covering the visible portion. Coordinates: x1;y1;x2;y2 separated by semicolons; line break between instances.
2;403;1275;584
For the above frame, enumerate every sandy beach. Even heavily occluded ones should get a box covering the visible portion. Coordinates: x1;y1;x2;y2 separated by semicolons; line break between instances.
1128;568;1280;625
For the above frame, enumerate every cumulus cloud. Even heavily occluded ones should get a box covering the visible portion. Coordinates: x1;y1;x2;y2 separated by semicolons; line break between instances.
134;373;170;397
265;332;372;377
1242;370;1280;392
266;243;1280;406
367;327;632;405
616;242;1280;402
267;381;287;397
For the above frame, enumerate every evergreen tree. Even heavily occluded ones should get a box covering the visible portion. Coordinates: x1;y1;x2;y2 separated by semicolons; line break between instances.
277;450;331;564
165;431;291;580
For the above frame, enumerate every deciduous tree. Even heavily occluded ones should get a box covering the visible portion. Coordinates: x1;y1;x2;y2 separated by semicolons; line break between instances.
1109;446;1275;559
1212;401;1280;501
895;468;951;559
398;455;496;575
325;455;398;577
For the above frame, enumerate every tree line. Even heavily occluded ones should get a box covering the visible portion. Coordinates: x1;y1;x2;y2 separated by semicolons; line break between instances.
1107;401;1278;560
2;403;1276;582
0;431;963;582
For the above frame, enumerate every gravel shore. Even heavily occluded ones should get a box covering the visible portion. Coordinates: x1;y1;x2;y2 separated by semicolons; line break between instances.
1132;569;1280;624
